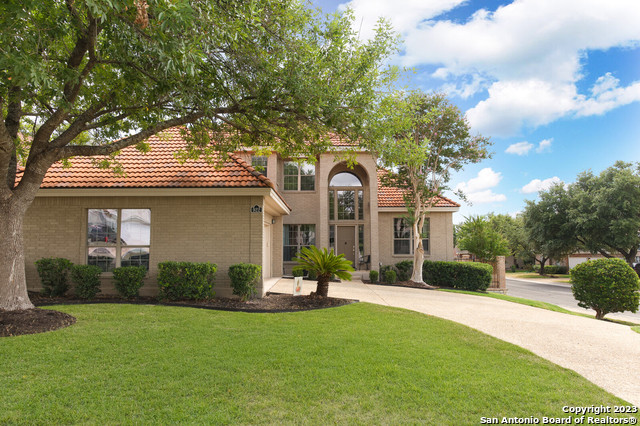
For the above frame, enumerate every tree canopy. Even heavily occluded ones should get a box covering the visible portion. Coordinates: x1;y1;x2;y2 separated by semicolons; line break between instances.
457;215;509;263
371;91;491;283
522;183;577;274
569;161;640;265
0;0;398;311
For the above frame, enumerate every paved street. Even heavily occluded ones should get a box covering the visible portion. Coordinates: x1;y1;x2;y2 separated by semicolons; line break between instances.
506;278;640;322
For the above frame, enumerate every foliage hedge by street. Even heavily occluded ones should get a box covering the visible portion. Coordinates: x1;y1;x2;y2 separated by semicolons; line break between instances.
423;260;492;291
533;264;568;274
369;270;379;283
395;260;413;281
35;258;73;297
570;258;640;320
228;263;262;301
113;266;147;298
158;261;216;300
70;265;102;300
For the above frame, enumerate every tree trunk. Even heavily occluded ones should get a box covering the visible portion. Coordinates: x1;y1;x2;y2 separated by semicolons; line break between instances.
539;258;547;275
595;309;605;320
0;199;34;311
314;274;331;298
411;214;425;284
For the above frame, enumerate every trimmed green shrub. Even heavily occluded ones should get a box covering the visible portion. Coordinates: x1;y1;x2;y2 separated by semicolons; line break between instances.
380;265;394;275
422;260;492;291
113;266;147;298
71;265;102;300
158;261;216;300
35;257;73;296
292;268;305;277
369;270;379;283
571;258;640;320
307;269;317;280
384;269;397;284
395;260;413;282
534;264;568;274
228;263;262;301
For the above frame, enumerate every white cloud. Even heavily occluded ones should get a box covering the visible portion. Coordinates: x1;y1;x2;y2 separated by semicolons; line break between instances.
467;190;507;203
455;168;506;204
505;141;534;155
341;0;640;137
521;177;562;193
536;138;552;153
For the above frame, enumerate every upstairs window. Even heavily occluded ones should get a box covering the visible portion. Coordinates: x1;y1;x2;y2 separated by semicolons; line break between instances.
251;156;268;176
87;209;151;272
284;161;315;191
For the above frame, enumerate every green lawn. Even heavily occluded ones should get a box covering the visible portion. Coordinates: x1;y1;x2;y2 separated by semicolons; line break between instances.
0;303;633;424
506;271;572;281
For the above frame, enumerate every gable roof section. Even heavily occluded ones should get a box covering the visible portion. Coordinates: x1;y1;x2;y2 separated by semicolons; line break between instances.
35;128;276;190
376;169;460;209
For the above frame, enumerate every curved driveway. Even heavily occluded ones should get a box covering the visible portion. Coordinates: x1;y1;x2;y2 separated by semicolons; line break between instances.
271;278;640;406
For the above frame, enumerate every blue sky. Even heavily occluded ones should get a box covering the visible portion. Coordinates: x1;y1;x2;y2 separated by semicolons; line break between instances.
312;0;640;223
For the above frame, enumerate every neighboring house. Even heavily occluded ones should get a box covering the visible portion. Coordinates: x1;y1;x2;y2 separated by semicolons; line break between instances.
567;251;640;269
22;128;459;297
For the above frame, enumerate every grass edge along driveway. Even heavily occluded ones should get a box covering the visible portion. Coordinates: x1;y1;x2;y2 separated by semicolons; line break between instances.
1;303;635;424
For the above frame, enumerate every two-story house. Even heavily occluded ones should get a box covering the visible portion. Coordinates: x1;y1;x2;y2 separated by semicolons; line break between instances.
22;128;459;297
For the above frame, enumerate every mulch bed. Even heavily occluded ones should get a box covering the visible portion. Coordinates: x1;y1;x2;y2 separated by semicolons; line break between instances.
1;291;355;338
0;309;76;338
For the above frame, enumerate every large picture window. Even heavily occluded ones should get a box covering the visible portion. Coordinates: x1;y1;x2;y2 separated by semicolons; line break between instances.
283;224;316;261
87;209;151;272
284;161;315;191
393;218;430;255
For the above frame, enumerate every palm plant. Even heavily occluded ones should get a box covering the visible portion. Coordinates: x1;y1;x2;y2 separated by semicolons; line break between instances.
293;246;354;297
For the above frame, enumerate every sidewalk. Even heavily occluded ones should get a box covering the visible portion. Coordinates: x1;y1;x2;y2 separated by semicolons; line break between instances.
270;278;640;406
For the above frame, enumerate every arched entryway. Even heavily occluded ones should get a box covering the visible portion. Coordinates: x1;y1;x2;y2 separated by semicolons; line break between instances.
327;165;369;269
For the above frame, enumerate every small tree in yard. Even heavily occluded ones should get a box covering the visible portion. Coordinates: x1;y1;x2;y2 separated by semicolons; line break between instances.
0;0;397;311
293;246;354;297
457;215;510;262
571;258;640;320
371;91;490;284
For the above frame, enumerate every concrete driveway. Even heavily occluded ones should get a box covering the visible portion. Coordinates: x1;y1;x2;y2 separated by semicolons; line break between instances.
270;278;640;406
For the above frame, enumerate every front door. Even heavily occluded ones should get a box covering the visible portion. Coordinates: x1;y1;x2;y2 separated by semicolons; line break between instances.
337;226;356;266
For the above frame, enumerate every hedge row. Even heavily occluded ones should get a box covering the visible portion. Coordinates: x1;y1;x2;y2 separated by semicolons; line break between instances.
422;260;492;291
36;258;266;301
532;264;569;274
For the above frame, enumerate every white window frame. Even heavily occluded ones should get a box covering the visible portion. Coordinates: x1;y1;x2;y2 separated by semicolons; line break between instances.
393;217;430;256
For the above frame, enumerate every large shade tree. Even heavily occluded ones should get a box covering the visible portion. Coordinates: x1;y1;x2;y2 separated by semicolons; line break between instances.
569;162;640;266
0;0;397;311
522;183;577;275
372;91;491;284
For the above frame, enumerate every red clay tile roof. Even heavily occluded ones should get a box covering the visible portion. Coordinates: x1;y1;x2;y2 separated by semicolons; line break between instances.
36;128;277;190
376;169;460;208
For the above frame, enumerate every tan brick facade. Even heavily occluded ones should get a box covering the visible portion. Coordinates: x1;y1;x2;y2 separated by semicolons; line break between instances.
24;147;459;299
377;211;455;268
24;192;279;298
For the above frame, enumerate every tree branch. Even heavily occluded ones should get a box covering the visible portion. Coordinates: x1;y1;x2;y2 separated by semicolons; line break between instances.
58;112;204;159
